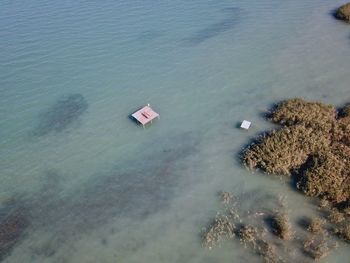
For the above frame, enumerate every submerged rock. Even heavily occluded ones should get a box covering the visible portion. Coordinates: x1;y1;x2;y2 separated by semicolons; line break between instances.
335;3;350;23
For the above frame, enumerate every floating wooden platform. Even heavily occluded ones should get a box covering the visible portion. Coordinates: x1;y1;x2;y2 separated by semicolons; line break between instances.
131;104;159;127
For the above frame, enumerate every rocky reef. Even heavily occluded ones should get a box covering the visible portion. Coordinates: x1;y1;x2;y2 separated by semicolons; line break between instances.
335;3;350;23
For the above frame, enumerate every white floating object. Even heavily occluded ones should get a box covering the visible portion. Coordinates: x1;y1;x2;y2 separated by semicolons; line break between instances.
240;120;251;130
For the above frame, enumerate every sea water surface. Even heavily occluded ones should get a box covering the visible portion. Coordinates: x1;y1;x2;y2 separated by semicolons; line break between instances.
0;0;349;262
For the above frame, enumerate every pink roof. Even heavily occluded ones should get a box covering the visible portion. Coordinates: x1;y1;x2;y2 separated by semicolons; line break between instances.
132;105;159;125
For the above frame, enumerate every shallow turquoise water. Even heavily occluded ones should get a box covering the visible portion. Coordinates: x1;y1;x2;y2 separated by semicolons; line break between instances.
0;0;349;262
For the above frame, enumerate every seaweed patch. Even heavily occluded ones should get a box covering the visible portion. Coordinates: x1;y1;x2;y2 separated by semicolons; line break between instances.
270;212;293;240
0;201;29;261
242;98;350;205
236;98;350;260
202;99;349;261
183;7;243;45
201;192;297;262
21;132;199;260
34;94;88;136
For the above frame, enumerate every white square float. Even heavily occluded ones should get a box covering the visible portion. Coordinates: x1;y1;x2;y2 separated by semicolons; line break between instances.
240;120;251;130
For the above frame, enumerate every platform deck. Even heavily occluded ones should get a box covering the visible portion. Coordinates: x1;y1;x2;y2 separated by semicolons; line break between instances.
132;105;159;126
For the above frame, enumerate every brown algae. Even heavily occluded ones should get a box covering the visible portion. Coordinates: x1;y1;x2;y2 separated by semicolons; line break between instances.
335;3;350;23
243;124;331;175
307;218;326;234
271;212;293;240
243;98;350;206
202;98;349;261
240;98;350;260
335;223;350;242
202;213;235;249
238;225;259;248
271;98;337;130
220;191;234;205
328;208;345;224
303;236;331;260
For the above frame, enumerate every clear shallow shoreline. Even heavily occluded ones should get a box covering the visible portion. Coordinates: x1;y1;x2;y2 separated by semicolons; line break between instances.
0;0;349;262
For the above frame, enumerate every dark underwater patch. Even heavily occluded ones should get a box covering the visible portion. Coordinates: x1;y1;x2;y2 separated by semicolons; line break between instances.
0;200;29;261
21;132;200;260
34;94;88;136
48;133;198;230
183;7;243;45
